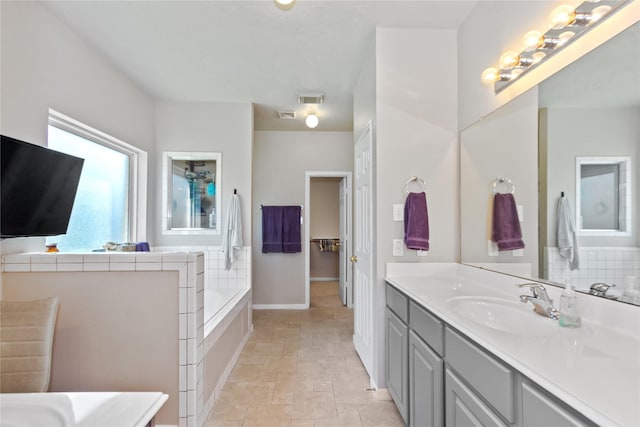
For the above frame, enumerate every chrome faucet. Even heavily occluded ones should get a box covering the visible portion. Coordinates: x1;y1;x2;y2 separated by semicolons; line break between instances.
517;283;559;320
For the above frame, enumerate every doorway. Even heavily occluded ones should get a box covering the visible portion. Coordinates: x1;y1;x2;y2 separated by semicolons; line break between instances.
304;172;353;309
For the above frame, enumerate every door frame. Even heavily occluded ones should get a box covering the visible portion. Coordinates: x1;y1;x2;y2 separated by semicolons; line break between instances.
304;171;353;309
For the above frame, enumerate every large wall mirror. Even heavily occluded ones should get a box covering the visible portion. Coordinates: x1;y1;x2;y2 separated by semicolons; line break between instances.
461;22;639;306
162;151;222;235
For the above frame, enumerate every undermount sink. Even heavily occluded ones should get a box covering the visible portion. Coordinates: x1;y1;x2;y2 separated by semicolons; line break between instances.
446;296;559;337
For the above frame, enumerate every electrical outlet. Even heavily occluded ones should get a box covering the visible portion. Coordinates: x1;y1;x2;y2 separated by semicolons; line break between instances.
393;239;404;256
417;250;428;257
488;240;498;256
393;204;404;222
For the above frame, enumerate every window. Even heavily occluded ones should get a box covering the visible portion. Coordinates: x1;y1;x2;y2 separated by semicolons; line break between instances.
46;111;146;252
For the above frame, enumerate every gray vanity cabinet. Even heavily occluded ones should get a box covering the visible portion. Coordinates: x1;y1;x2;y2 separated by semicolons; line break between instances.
386;307;409;424
409;330;443;427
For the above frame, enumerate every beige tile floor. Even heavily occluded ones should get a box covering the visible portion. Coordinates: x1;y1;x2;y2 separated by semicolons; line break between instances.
205;282;405;427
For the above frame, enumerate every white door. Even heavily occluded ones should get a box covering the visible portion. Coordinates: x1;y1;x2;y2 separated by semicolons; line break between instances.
339;177;352;306
353;121;374;378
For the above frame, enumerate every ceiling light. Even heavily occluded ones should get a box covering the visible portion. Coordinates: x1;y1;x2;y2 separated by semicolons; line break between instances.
481;0;629;93
274;0;295;10
305;114;319;129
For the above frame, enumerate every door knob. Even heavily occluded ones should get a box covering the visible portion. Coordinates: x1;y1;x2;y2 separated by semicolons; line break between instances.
350;255;358;263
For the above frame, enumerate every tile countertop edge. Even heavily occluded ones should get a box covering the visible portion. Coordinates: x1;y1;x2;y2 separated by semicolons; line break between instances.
385;273;640;427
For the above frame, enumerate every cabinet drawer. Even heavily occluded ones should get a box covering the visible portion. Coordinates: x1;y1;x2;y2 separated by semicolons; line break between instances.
445;368;508;427
445;327;515;423
522;382;596;427
410;301;443;356
386;283;409;323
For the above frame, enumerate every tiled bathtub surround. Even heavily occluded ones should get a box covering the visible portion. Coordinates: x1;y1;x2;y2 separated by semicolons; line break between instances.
545;246;640;293
153;246;251;292
1;251;251;427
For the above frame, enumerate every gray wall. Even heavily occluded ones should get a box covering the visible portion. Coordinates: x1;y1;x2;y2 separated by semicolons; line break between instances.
153;101;253;247
0;1;156;255
252;131;353;306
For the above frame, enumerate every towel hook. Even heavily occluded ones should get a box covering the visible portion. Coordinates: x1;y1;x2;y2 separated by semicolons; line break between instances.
404;176;426;194
492;177;515;195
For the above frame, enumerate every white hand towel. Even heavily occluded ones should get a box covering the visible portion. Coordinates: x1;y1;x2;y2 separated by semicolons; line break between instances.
557;196;579;270
222;194;243;270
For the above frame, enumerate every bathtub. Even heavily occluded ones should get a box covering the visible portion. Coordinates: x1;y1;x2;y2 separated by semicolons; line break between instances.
204;288;244;336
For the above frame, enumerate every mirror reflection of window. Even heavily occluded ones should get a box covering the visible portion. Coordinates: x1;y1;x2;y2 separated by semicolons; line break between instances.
580;164;619;230
171;159;217;230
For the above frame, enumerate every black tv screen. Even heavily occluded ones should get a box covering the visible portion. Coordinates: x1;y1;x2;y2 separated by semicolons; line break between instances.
1;135;84;238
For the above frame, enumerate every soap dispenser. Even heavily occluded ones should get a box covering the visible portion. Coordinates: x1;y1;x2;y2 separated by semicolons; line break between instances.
558;281;581;328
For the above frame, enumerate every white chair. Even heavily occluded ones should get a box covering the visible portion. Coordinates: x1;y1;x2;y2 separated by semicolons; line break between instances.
0;297;59;392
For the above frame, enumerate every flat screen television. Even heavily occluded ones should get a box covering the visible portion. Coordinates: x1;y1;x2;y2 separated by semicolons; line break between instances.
1;135;84;238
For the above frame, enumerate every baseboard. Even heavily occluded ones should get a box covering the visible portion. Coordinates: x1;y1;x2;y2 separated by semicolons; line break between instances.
310;277;339;282
252;304;308;310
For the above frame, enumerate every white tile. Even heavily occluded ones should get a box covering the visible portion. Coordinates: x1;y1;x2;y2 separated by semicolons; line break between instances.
109;262;136;271
187;313;197;339
179;391;187;417
178;418;187;427
179;288;187;314
187;338;197;365
83;254;110;263
30;254;57;264
187;364;197;390
135;262;161;271
57;263;83;272
179;314;188;340
4;264;31;273
186;416;196;427
163;253;189;263
83;263;109;272
2;254;31;264
197;255;205;274
30;264;58;272
56;254;84;263
187;288;197;312
134;252;163;263
179;339;187;366
197;274;205;293
187;390;197;416
109;253;137;263
179;365;186;391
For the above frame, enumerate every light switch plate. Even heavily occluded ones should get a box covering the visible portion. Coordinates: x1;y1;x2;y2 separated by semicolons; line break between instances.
393;204;404;222
517;205;524;222
488;240;498;256
393;239;404;256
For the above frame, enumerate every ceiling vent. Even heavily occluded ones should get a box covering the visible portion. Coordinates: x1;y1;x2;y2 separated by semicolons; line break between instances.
298;93;324;105
278;110;296;119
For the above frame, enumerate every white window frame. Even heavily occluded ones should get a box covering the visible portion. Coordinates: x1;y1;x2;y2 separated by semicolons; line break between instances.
47;109;148;243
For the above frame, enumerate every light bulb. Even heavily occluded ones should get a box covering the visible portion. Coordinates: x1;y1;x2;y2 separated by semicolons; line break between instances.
481;67;499;85
275;0;295;4
522;30;543;51
590;5;612;22
549;4;576;30
306;114;319;129
499;51;520;69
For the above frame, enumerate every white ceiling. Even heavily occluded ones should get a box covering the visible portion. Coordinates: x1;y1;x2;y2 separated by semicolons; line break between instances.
41;0;479;132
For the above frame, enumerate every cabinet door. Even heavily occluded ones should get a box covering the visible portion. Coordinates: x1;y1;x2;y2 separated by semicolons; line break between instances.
409;330;443;427
386;308;409;424
445;368;508;427
522;382;596;427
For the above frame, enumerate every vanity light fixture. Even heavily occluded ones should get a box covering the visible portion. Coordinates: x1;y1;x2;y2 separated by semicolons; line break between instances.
481;0;630;93
274;0;296;11
305;113;319;129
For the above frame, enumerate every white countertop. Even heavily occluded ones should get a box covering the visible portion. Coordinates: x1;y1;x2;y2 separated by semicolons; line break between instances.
386;264;640;427
0;392;168;427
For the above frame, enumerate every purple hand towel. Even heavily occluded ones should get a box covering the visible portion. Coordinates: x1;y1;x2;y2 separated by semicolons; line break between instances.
404;192;429;251
282;206;302;253
492;193;525;251
262;206;284;253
